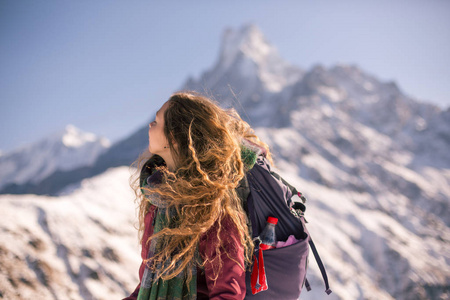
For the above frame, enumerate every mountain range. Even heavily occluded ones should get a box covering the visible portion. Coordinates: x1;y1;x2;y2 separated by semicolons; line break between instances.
1;24;449;300
0;125;110;193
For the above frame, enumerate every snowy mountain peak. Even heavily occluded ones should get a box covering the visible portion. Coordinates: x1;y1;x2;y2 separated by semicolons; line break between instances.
0;125;110;191
219;24;273;70
61;125;110;148
210;24;303;92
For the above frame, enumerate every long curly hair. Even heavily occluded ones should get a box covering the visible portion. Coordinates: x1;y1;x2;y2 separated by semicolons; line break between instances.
131;91;271;282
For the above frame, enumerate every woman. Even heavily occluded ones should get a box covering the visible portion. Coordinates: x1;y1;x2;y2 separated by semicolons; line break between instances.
124;92;271;300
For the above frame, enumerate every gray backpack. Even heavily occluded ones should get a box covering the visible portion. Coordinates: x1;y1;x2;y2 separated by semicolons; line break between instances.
237;156;332;299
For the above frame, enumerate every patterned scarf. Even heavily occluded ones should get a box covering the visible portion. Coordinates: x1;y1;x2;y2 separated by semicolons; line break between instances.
137;171;197;300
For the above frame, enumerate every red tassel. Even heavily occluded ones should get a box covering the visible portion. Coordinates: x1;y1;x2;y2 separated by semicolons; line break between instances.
251;254;259;294
250;250;268;294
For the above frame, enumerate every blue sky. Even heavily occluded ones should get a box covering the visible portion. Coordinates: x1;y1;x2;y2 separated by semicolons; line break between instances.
1;0;449;153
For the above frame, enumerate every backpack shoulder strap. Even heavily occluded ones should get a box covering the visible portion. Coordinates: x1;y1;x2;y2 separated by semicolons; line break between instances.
236;174;250;213
236;174;253;238
268;169;298;197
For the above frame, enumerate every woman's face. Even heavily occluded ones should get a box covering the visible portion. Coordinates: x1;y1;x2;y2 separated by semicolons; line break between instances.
148;101;170;155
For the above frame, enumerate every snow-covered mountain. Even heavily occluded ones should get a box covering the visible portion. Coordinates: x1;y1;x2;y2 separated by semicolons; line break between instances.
184;24;304;126
184;25;450;299
185;24;304;96
0;24;449;300
0;167;139;299
0;125;110;193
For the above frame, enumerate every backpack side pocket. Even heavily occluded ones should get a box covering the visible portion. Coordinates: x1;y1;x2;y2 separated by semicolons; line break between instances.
245;236;309;300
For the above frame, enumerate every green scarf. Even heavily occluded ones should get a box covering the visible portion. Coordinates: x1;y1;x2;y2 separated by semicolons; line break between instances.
137;180;197;300
137;142;260;300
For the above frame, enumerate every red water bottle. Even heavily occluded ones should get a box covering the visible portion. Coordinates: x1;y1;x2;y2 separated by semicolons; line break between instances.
251;216;278;294
259;216;278;250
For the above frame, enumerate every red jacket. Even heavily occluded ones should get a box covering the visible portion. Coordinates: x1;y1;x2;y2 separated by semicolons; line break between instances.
123;205;246;300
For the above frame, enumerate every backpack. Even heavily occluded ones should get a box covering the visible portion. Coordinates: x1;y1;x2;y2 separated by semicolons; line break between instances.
237;155;332;299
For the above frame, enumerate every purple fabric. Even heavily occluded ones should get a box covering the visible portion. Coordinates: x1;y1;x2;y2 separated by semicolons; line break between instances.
197;216;247;299
245;238;309;299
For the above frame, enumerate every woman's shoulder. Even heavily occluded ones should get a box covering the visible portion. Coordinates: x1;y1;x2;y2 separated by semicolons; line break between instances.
199;215;242;251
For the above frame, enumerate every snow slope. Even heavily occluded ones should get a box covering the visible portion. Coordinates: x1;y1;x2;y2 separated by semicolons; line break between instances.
256;128;450;300
0;167;140;300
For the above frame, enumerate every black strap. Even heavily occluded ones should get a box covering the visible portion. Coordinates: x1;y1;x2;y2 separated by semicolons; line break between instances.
236;174;253;239
308;238;332;295
305;278;311;291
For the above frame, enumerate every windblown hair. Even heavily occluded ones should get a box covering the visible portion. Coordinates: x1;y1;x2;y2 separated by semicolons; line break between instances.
131;91;271;282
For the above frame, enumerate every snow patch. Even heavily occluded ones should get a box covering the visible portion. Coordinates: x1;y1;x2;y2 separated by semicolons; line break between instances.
62;125;97;148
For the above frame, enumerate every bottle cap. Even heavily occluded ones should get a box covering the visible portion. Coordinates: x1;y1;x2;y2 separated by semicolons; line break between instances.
267;216;278;224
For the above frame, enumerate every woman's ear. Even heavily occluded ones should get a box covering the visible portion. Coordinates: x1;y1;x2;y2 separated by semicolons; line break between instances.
169;134;178;149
